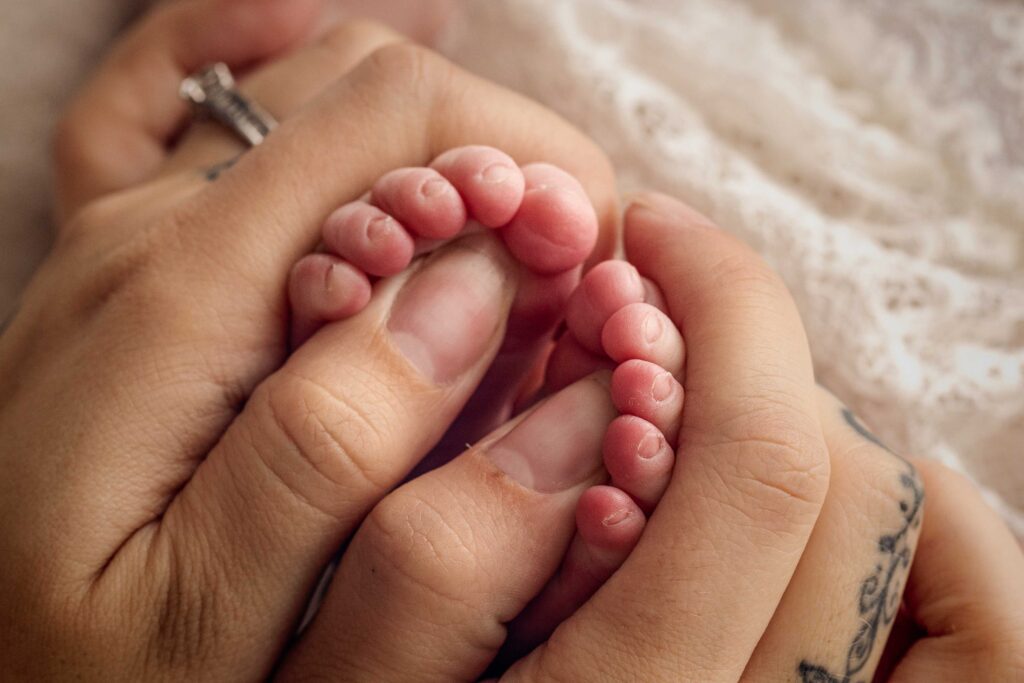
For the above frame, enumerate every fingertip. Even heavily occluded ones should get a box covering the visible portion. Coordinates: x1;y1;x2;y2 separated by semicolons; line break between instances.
213;0;325;61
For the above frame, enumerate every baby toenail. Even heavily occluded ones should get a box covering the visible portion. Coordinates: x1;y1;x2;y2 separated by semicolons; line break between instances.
651;372;674;402
637;431;662;459
642;312;663;344
366;216;392;243
421;178;449;197
602;508;632;526
480;163;514;184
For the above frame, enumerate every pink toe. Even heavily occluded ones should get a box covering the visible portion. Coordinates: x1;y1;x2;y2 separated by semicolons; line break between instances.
372;167;467;239
575;485;646;556
602;303;685;376
611;359;684;443
500;493;644;662
603;415;676;512
566;260;646;353
288;253;372;347
431;145;526;228
503;163;598;274
322;202;415;277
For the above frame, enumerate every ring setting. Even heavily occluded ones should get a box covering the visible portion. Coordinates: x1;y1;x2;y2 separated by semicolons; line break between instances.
179;63;277;147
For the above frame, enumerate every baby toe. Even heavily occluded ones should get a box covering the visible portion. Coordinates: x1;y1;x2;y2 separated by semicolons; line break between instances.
288;253;372;348
372;167;467;239
431;145;525;228
503;163;598;275
611;359;684;444
574;485;647;560
322;202;415;277
602;302;685;377
566;260;646;353
603;415;675;512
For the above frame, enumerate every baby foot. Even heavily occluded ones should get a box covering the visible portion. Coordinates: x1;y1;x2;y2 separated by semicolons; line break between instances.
499;260;685;660
287;145;596;346
286;145;599;465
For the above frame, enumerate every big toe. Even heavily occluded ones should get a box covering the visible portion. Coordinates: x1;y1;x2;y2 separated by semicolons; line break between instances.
503;163;599;275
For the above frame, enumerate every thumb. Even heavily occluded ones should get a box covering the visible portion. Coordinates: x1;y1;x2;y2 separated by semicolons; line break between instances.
278;374;616;682
130;235;524;679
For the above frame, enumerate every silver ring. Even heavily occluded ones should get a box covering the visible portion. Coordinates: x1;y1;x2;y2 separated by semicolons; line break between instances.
179;63;277;147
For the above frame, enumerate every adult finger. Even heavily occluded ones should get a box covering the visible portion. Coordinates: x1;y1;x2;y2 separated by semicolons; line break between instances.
94;235;524;679
159;18;404;175
889;459;1024;681
22;33;617;582
277;376;616;682
54;0;323;222
742;388;925;681
510;193;829;681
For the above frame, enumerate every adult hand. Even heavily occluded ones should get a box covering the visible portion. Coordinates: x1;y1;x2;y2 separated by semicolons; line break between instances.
0;2;617;679
278;194;1021;682
503;196;1020;681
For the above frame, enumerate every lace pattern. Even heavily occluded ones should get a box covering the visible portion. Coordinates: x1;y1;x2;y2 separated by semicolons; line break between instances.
440;0;1024;535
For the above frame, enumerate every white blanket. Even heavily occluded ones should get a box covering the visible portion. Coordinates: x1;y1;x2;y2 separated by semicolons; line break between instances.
2;0;1021;534
440;0;1024;536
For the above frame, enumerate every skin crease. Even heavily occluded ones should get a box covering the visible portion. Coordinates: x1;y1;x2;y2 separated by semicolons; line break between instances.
0;4;1022;682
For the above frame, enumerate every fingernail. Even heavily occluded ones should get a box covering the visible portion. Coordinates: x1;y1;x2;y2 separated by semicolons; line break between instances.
487;377;616;493
627;192;718;230
388;241;510;384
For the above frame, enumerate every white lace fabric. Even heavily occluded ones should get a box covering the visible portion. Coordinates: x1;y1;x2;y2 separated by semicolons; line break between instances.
439;0;1024;535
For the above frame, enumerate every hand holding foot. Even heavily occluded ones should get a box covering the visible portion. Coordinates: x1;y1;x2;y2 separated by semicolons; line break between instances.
287;145;597;347
0;8;619;679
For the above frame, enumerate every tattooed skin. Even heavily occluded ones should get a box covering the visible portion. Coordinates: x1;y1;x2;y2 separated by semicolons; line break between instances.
205;155;240;181
797;409;924;683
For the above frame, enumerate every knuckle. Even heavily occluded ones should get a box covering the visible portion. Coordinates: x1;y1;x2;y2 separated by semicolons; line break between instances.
362;486;481;609
729;434;830;516
360;41;453;95
703;403;830;531
252;370;395;517
49;212;158;324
